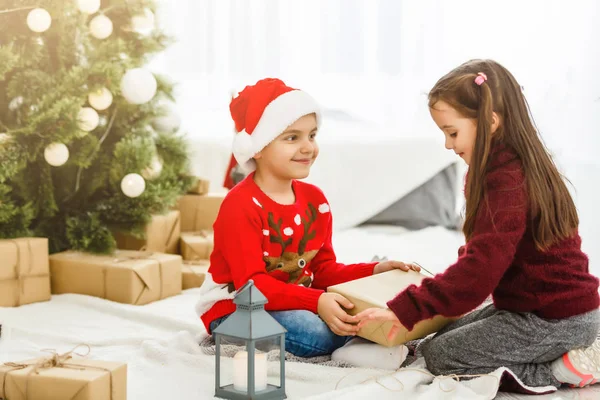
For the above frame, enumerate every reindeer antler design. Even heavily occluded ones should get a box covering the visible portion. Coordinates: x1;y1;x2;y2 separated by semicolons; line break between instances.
268;212;293;255
298;203;318;255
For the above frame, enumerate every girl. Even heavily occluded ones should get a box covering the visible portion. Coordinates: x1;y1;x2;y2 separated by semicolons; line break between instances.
355;59;600;390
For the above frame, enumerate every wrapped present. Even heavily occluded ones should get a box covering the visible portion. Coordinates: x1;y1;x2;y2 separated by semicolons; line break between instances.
328;269;457;347
49;250;182;305
180;231;213;261
177;193;225;232
113;210;180;254
182;261;209;289
0;346;127;400
187;177;210;195
0;238;51;307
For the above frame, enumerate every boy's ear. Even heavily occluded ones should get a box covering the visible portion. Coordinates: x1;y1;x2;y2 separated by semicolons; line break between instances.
491;112;501;134
253;151;262;160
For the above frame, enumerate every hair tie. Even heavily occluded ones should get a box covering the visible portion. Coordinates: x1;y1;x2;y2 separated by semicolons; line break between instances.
474;72;487;86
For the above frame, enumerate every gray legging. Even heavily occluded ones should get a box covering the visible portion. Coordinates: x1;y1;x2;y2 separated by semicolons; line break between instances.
421;305;600;388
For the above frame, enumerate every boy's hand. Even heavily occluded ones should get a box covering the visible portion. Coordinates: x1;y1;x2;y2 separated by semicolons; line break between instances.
354;308;403;341
373;260;421;275
317;293;360;336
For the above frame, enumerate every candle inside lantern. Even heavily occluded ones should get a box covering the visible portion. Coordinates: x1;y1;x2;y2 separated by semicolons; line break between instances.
232;350;267;392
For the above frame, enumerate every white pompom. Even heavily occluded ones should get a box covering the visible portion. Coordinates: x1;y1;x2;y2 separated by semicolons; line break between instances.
78;107;100;132
88;87;113;110
27;8;52;33
120;68;157;105
121;173;146;197
90;14;113;39
232;130;255;162
44;143;69;166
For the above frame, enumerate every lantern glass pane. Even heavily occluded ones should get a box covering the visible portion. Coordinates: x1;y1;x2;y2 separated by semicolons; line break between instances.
216;334;244;391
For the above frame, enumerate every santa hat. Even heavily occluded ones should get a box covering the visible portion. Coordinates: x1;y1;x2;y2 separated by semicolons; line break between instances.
223;78;322;189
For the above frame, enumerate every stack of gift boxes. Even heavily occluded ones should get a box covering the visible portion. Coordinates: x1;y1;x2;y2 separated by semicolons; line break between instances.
0;178;222;398
1;177;221;310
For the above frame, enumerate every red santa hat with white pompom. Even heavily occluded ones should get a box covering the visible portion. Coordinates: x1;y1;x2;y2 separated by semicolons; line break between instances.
223;78;322;189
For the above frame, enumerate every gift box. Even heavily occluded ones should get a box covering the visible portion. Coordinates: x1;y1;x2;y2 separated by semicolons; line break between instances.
113;210;180;254
0;237;51;307
49;250;182;305
0;351;127;400
180;231;213;261
182;261;209;289
187;177;210;195
177;193;225;232
328;269;457;347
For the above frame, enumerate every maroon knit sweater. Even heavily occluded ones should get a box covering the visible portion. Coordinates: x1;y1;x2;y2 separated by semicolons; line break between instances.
388;144;599;330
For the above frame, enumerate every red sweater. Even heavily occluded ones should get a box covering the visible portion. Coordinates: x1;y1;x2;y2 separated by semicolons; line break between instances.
388;144;599;330
197;174;376;332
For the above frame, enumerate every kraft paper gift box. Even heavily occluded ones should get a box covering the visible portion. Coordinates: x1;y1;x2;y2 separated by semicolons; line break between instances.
0;237;51;307
176;193;225;232
182;260;209;289
113;210;180;254
0;352;127;400
49;250;182;305
328;269;457;347
187;177;210;195
180;231;213;261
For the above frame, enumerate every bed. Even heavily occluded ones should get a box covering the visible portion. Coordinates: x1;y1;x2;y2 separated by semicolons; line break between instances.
2;225;599;399
2;111;599;399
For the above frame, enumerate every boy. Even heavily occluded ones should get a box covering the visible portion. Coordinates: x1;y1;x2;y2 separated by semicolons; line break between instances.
197;78;416;367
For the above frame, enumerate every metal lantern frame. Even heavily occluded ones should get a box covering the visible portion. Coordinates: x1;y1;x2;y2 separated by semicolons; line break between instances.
213;280;287;400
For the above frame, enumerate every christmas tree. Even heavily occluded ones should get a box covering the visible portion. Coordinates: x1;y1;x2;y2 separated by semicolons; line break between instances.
0;0;192;254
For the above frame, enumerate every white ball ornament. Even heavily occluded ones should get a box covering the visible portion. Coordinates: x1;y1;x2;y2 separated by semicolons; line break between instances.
142;155;163;180
120;68;157;104
88;87;113;110
77;0;101;14
44;143;69;166
8;96;23;111
121;173;146;198
78;107;100;132
152;102;181;132
90;14;113;39
27;8;52;33
131;9;155;35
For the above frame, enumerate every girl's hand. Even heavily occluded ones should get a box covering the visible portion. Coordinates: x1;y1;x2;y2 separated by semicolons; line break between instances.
373;260;421;275
354;308;404;341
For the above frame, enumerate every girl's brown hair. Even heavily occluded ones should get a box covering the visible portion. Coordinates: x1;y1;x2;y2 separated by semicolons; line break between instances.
428;59;578;250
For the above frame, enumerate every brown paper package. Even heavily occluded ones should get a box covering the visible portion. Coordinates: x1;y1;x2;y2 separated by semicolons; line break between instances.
328;269;458;347
0;237;51;307
187;178;210;195
180;231;213;261
176;194;225;232
113;210;180;254
0;358;126;400
49;250;182;305
182;261;209;289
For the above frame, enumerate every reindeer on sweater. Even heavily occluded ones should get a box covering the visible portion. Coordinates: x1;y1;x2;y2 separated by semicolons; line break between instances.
264;204;319;287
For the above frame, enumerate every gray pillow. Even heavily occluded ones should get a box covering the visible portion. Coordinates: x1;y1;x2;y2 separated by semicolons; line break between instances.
363;164;463;230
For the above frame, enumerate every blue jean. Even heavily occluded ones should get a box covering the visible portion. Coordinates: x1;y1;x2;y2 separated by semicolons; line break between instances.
209;310;352;358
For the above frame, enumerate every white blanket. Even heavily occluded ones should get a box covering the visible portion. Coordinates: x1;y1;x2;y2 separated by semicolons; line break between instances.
2;227;598;399
0;294;547;400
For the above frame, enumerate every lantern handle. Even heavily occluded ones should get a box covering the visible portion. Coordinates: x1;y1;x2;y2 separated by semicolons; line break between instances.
234;279;254;297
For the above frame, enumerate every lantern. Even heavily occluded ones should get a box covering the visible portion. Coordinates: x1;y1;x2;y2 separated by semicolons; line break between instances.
213;280;287;399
